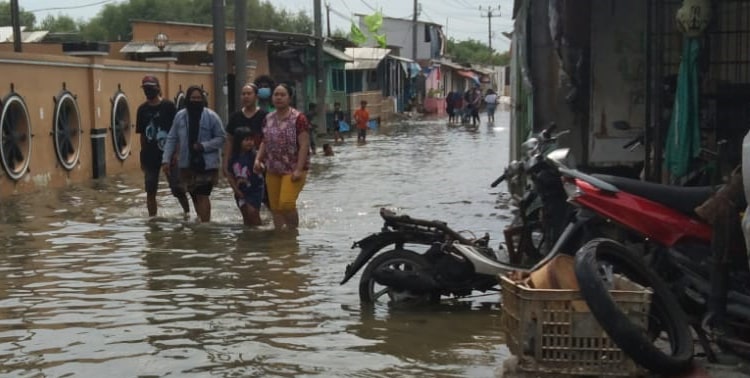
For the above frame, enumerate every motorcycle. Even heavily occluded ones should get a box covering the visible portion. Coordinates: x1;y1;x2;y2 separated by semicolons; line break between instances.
547;147;750;366
340;208;533;304
493;123;571;264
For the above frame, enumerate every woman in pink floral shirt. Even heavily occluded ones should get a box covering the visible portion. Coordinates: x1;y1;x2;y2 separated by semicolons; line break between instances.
253;84;310;230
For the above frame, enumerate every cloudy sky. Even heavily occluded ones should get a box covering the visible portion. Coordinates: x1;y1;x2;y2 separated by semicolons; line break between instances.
21;0;515;51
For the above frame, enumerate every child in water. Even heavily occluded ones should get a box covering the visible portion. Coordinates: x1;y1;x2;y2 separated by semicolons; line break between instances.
226;127;264;226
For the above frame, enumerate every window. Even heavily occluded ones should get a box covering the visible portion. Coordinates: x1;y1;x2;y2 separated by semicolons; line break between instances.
331;69;345;92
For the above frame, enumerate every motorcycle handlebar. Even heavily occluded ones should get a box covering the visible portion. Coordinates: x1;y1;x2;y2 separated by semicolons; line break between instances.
490;173;506;188
541;122;557;140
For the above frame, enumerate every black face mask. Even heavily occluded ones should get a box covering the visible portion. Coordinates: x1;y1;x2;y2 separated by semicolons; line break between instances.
143;87;159;100
186;101;204;114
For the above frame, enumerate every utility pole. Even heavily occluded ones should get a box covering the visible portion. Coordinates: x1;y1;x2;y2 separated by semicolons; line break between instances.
479;5;501;51
212;0;228;123
314;0;326;133
234;0;248;113
412;0;418;60
326;2;331;38
10;0;21;52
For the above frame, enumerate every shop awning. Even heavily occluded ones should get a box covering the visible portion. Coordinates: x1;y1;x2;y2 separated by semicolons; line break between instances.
457;70;480;85
344;47;391;70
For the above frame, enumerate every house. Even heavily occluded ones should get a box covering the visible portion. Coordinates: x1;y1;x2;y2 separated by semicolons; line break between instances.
120;21;352;116
344;47;420;120
510;0;750;183
356;14;446;61
356;14;447;113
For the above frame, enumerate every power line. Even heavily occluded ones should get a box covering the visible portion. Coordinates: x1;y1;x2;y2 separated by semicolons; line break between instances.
27;0;118;13
358;0;377;12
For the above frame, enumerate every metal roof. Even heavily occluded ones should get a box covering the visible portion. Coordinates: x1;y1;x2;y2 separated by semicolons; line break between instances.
323;45;353;62
344;47;391;70
120;41;250;54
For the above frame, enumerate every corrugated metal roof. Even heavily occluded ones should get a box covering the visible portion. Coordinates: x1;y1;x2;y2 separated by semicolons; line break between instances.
344;47;391;70
119;41;250;53
323;45;353;62
387;54;415;63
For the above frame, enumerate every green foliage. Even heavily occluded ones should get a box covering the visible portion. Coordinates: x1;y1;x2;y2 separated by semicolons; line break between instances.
40;15;79;33
72;0;313;41
0;1;36;29
350;11;387;48
446;38;510;66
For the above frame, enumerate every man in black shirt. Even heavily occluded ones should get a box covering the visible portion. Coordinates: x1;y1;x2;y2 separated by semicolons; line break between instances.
135;75;190;217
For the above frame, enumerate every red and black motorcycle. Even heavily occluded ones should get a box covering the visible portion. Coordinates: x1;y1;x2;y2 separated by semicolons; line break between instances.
546;147;750;373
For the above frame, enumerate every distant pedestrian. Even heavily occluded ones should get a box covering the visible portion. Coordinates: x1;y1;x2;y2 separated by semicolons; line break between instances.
323;143;334;156
484;89;498;123
446;91;456;124
161;85;226;223
332;102;345;143
253;84;311;230
226;126;264;226
254;75;276;113
135;75;190;218
470;85;482;126
353;100;370;144
305;102;318;155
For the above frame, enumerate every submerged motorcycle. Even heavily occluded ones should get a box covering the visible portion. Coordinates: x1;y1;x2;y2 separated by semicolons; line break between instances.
340;208;525;304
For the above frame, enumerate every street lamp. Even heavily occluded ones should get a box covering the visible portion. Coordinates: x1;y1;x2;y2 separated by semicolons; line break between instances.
154;32;168;52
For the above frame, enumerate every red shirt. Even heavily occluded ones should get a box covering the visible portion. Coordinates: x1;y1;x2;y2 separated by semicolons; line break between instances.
354;108;370;130
262;108;310;174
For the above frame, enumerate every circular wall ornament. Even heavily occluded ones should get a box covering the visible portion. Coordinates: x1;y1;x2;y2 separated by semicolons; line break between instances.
174;90;186;110
0;93;32;180
111;91;132;161
53;90;82;171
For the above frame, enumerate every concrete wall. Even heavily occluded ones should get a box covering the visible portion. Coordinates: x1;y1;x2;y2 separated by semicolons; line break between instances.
0;51;212;196
348;91;395;123
588;0;647;164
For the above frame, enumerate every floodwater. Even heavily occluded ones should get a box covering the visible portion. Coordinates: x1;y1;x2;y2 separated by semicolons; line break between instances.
0;112;514;377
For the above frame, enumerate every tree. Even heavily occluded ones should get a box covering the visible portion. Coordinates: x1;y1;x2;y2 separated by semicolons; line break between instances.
40;14;79;33
0;1;36;29
78;0;313;41
446;38;510;66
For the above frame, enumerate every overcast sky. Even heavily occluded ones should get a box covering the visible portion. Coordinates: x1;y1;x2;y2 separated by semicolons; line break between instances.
21;0;514;51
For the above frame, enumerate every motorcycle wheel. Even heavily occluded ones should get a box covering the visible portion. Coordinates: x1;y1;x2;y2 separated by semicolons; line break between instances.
358;249;439;304
574;238;694;375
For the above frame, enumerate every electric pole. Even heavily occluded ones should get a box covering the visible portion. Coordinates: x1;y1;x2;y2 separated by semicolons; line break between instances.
326;2;331;38
314;0;326;133
212;0;228;123
234;0;248;113
479;5;501;51
10;0;21;52
412;0;419;60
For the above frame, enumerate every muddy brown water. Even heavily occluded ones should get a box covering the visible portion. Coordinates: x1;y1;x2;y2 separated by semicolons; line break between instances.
0;113;515;377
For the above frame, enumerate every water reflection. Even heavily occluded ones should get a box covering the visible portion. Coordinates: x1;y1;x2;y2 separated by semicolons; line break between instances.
0;113;512;377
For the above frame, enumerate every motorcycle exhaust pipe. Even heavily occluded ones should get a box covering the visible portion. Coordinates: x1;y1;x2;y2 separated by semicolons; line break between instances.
372;267;440;293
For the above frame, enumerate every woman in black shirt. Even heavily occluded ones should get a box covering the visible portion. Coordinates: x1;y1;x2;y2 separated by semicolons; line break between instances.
224;83;268;179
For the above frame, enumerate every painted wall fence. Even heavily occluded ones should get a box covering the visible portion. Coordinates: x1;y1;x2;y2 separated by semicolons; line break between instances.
0;51;213;197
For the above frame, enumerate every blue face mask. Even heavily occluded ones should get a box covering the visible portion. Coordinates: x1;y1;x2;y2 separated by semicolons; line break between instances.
258;87;271;99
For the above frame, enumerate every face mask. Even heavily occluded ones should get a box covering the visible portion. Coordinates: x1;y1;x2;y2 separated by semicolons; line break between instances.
186;101;204;113
143;87;159;100
258;87;271;99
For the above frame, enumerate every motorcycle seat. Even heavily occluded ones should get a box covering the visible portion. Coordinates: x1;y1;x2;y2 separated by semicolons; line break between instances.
591;174;717;216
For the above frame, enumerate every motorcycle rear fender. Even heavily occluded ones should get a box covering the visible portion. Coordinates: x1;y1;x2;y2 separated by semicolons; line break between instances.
340;232;434;285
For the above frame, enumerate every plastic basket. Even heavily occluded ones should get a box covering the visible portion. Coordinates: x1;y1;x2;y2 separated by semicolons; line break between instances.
499;275;651;377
